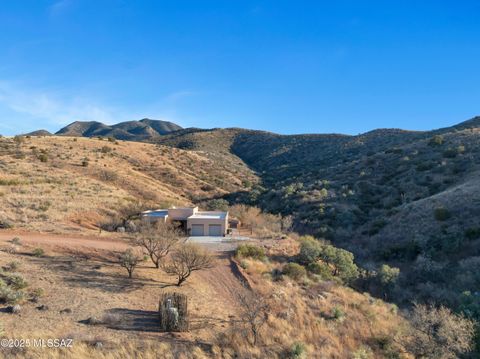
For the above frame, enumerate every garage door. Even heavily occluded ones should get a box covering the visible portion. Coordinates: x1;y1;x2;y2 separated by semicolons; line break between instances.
208;224;222;236
191;224;204;236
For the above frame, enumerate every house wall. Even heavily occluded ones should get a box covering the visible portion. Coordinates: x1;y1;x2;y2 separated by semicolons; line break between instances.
168;207;197;220
187;215;228;236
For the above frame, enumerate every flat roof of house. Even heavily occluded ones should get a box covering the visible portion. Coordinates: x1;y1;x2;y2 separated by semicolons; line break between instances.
142;209;169;217
188;211;227;220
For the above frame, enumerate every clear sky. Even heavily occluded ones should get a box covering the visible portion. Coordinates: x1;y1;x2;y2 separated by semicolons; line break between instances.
0;0;479;136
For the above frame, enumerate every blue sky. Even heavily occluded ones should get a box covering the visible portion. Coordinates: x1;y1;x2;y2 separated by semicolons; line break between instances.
0;0;479;136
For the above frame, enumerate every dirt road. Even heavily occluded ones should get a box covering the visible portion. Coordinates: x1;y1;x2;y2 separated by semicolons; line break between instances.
0;230;130;252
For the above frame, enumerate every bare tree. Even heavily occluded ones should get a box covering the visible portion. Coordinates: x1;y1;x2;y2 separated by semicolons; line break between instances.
405;303;475;359
162;244;214;286
119;248;141;278
236;289;271;346
131;222;182;268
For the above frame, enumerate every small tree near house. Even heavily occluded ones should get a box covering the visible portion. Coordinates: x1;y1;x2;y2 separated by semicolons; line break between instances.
131;222;182;268
119;248;141;278
162;244;214;286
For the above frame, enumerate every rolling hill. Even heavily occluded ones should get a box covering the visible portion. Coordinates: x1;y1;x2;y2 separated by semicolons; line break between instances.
156;117;480;316
55;118;182;141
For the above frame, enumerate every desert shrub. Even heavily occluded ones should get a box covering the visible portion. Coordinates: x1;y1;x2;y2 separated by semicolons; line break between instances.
298;236;322;264
98;169;118;182
30;288;44;302
307;262;334;280
37;153;48;162
0;286;24;304
288;342;306;358
3;273;28;290
434;207;451;221
81;157;89;167
236;244;266;261
428;135;444;146
100;146;112;153
4;261;20;272
318;245;359;283
32;248;45;257
332;306;345;321
283;263;307;280
119;248;141;278
10;237;21;246
205;198;229;211
377;264;400;286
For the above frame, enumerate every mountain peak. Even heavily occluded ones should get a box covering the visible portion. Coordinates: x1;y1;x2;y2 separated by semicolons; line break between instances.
55;119;182;140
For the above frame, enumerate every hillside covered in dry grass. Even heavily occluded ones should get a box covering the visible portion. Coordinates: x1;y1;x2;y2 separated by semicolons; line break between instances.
0;135;257;233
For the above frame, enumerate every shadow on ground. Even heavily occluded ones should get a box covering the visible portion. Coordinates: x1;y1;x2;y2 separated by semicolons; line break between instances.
103;308;161;332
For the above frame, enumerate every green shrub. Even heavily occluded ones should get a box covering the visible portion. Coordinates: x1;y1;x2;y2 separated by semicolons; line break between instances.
288;342;306;358
428;135;444;146
307;262;333;280
434;207;451;221
30;288;44;302
101;146;112;154
37;153;48;162
298;236;321;264
236;244;266;260
32;248;45;257
332;306;345;321
283;263;307;280
4;273;28;290
0;286;24;304
4;261;20;272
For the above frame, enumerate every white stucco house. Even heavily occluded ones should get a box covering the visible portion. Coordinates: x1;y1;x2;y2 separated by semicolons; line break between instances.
141;206;229;237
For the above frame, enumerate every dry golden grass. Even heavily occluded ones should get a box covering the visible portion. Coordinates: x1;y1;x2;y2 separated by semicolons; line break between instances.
0;136;257;233
0;234;413;358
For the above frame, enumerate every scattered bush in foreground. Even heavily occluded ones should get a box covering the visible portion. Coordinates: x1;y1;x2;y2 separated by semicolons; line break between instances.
119;248;141;278
30;288;44;302
32;248;45;257
3;261;20;272
236;244;266;261
10;237;21;246
3;273;28;290
0;285;24;304
288;342;306;358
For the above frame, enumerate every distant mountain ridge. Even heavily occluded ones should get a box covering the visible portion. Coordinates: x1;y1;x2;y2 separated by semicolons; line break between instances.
55;118;182;140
